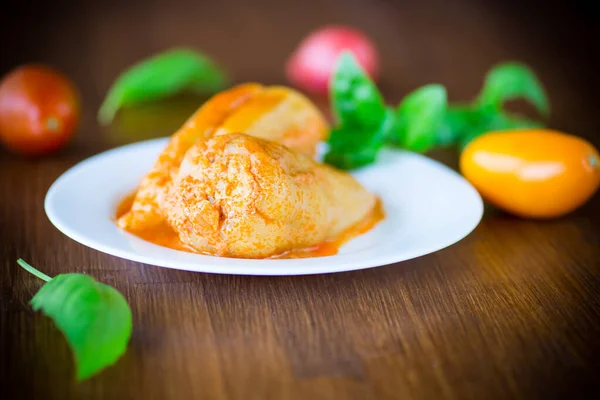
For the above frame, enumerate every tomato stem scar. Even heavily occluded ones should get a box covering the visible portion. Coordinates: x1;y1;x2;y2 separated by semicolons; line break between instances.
46;117;59;131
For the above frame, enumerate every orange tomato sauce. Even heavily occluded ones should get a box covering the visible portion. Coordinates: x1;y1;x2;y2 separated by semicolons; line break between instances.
116;192;188;252
116;193;384;259
268;199;384;259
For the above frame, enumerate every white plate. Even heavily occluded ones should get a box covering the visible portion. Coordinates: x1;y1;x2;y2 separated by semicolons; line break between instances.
44;138;483;276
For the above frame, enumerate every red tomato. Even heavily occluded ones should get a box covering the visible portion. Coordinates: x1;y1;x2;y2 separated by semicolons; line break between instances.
0;64;80;156
286;25;379;96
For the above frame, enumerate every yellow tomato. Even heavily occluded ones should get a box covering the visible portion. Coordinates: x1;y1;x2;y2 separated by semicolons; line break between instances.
460;129;600;218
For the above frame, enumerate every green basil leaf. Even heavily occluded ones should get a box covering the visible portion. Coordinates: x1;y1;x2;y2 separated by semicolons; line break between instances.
438;106;482;147
324;136;380;170
476;62;549;117
18;259;132;380
324;51;392;170
458;111;544;150
325;108;395;170
393;84;447;152
330;51;386;130
485;111;543;132
98;47;229;125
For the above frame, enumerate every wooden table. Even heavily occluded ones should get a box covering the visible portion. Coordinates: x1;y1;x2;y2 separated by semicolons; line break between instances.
2;1;599;398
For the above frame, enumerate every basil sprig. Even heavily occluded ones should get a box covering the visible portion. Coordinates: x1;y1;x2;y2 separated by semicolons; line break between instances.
452;62;549;149
325;52;391;169
18;259;132;380
324;53;550;169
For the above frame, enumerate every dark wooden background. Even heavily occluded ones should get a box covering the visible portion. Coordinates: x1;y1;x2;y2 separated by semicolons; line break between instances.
1;0;599;399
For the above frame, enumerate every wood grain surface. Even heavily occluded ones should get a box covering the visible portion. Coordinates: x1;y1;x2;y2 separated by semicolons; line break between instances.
1;0;599;399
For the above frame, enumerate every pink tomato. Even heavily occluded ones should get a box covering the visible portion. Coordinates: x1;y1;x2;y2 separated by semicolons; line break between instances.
286;25;379;96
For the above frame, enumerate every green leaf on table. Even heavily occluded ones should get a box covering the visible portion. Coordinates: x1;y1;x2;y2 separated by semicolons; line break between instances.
476;62;549;117
98;47;229;125
329;51;387;130
17;259;132;380
392;84;447;152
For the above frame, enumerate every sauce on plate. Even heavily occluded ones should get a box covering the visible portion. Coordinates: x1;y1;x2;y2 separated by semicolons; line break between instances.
116;192;384;259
